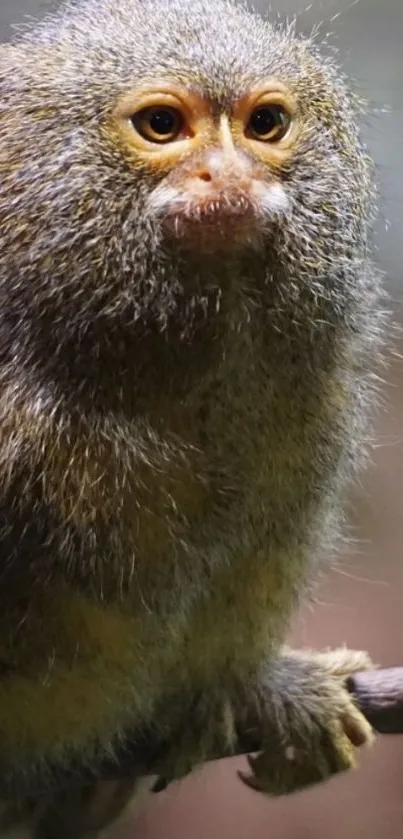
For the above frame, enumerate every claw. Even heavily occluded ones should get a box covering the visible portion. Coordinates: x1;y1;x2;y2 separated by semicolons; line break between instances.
152;776;169;793
238;753;267;793
238;768;263;792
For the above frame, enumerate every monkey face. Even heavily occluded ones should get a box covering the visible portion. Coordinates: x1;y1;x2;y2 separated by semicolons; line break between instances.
111;81;299;252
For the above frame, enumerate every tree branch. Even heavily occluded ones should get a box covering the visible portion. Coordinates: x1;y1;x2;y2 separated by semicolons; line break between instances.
347;667;403;734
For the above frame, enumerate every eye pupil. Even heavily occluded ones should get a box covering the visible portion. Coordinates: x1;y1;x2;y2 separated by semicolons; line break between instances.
248;105;289;141
149;109;176;136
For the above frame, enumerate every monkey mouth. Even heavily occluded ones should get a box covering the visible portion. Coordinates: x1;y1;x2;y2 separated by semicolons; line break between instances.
147;182;288;252
174;193;257;230
158;191;265;251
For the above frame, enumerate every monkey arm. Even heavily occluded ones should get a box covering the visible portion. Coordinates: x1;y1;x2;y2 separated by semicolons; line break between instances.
19;665;402;798
82;666;403;793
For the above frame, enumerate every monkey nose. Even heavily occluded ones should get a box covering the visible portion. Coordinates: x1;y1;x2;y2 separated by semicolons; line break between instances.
192;149;253;191
196;168;213;183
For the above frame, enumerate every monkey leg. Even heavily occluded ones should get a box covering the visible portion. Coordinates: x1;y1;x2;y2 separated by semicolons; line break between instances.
31;777;155;839
0;777;153;839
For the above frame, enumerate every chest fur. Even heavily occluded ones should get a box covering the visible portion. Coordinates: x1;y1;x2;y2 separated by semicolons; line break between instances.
37;327;351;599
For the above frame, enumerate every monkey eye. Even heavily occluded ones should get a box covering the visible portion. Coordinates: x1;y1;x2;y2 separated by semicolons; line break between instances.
130;106;185;144
246;104;291;142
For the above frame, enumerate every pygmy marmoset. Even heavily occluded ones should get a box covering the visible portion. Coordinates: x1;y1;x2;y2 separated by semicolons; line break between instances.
0;0;384;835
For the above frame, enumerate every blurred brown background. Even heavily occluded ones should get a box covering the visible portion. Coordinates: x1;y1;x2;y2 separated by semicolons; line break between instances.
1;1;403;837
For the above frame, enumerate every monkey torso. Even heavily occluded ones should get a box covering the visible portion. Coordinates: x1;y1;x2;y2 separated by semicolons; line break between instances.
0;253;375;780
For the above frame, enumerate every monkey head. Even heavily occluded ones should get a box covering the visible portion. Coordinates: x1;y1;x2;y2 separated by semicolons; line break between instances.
0;0;375;360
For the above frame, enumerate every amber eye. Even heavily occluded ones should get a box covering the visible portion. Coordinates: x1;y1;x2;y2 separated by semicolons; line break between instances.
130;106;184;144
247;104;291;142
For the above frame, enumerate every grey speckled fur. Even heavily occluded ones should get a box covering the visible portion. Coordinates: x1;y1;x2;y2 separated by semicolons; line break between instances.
0;0;385;835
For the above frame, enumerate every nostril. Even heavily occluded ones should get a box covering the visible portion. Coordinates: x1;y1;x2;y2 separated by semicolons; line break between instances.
197;170;212;183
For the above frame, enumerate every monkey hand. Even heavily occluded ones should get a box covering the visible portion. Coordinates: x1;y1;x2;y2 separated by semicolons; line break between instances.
239;647;375;795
